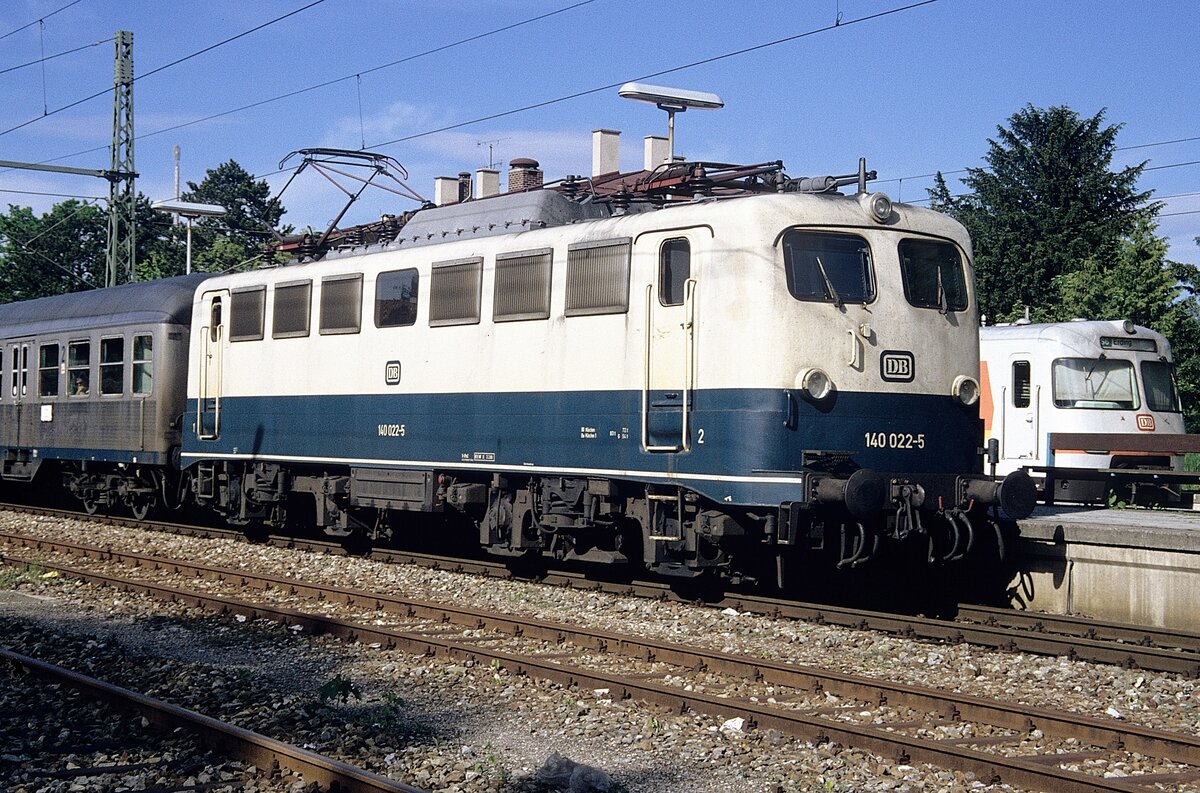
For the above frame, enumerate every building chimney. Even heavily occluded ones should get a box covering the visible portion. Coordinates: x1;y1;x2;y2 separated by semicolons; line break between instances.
507;158;543;192
475;168;500;198
457;171;472;202
592;128;620;176
643;135;669;171
434;176;458;206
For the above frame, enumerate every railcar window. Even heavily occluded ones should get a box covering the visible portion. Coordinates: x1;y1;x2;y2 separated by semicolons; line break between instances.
68;340;89;396
38;343;59;397
1012;360;1031;408
898;239;967;312
1141;360;1182;412
565;239;631;316
659;238;690;306
320;274;364;335
1051;358;1138;410
375;268;419;328
132;334;153;394
430;258;482;326
781;231;874;304
230;287;266;342
273;280;312;338
15;345;28;398
494;248;552;322
100;337;124;395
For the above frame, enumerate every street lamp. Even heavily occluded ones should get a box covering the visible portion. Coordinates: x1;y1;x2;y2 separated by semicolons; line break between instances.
617;82;724;163
152;199;227;274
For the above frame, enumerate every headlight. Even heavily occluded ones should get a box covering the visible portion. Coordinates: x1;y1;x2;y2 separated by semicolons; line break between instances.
952;374;980;406
798;367;835;400
859;191;892;223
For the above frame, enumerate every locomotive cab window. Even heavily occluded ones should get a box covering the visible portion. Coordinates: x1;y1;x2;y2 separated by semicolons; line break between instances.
375;268;419;328
1141;360;1182;412
430;258;483;326
659;238;690;306
132;334;153;394
230;286;266;342
1052;357;1138;410
898;238;968;312
100;336;124;395
565;238;631;316
68;340;90;396
781;231;874;304
320;274;363;335
273;280;312;338
494;248;552;322
38;343;59;398
1012;360;1031;408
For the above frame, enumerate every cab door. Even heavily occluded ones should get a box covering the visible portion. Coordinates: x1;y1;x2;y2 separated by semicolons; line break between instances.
642;235;697;452
1002;356;1039;462
197;291;227;440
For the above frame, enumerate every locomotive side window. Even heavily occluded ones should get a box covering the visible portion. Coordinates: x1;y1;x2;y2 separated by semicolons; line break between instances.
898;239;967;312
1012;360;1031;408
375;268;419;328
273;280;312;338
781;231;874;304
68;340;90;396
230;286;266;342
430;258;482;326
659;238;690;306
209;298;223;343
38;343;59;397
494;248;552;322
565;238;631;316
1141;360;1182;412
1052;358;1138;409
320;274;364;335
132;334;153;394
100;336;124;395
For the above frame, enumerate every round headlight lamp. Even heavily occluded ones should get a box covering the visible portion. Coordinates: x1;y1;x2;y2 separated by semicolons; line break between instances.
952;374;980;406
798;367;835;401
859;191;893;223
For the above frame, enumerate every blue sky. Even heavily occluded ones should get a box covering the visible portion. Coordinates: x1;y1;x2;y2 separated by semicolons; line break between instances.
0;0;1196;267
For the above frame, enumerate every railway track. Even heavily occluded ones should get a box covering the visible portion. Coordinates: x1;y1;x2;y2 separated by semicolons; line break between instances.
1;645;425;793
4;501;1199;676
3;531;1200;792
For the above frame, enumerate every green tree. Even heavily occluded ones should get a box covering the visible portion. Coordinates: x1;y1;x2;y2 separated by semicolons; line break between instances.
930;105;1157;322
0;200;107;302
180;159;286;273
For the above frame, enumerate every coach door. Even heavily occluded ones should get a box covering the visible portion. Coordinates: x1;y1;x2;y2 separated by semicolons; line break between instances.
642;235;697;452
6;342;30;447
197;291;227;440
1002;356;1039;461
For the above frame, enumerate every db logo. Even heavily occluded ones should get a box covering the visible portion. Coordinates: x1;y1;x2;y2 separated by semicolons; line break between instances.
1136;414;1155;431
384;360;402;385
880;350;915;383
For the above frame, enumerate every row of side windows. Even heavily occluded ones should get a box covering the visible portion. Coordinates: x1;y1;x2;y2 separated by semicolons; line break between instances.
228;237;667;342
2;334;152;399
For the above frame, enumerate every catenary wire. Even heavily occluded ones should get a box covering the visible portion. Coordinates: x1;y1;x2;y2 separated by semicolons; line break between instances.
0;37;112;78
0;0;83;43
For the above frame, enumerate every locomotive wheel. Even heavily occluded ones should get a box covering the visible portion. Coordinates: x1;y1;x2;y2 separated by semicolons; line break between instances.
82;497;100;516
130;500;152;521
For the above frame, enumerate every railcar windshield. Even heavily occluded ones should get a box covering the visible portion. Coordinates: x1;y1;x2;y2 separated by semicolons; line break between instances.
1052;357;1138;409
781;231;874;305
1141;360;1182;412
898;239;968;312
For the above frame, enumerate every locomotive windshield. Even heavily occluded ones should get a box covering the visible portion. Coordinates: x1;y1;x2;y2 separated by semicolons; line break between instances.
781;231;874;305
1052;357;1139;409
1141;360;1182;412
898;239;968;312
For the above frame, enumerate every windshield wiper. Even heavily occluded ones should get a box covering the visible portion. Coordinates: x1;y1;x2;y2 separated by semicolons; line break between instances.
1084;353;1106;381
814;255;843;308
936;265;948;314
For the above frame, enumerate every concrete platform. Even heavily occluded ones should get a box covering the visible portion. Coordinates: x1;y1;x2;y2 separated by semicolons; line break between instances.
1009;506;1200;631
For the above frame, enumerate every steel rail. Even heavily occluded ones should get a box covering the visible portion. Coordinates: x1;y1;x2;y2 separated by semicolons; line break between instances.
0;648;426;793
4;540;1200;792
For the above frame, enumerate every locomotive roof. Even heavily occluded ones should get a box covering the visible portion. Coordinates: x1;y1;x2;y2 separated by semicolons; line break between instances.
0;272;215;339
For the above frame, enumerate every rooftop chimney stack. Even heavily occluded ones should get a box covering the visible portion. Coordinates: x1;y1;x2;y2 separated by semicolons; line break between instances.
475;168;500;199
592;129;621;176
457;171;472;203
643;135;669;171
434;176;458;206
507;158;543;192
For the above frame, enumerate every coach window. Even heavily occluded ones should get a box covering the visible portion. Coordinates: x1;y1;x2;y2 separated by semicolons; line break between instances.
68;340;90;396
230;286;266;342
430;258;482;326
898;238;967;312
375;268;419;328
659;238;690;306
494;249;552;322
100;336;124;395
132;334;153;394
781;231;874;305
320;274;363;335
15;344;28;398
565;239;631;316
1012;361;1030;408
1052;358;1138;410
273;280;312;338
38;343;59;398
